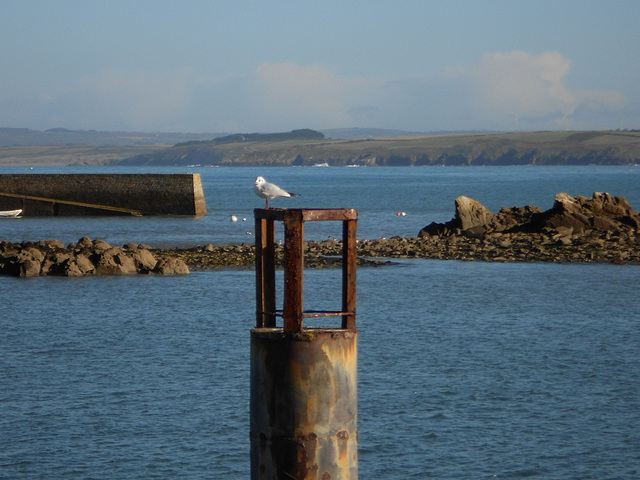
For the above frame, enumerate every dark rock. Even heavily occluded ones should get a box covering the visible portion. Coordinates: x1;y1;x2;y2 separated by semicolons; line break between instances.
73;254;96;276
41;240;66;249
420;192;640;239
153;257;190;275
543;193;592;233
131;249;159;272
18;253;42;277
420;221;449;236
23;247;45;264
93;239;112;251
94;248;137;275
415;192;640;264
491;205;543;232
76;236;94;248
0;237;189;277
63;255;96;277
455;195;494;230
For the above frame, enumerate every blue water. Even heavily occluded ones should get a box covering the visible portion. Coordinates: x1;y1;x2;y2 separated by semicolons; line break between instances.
2;165;640;246
1;166;640;479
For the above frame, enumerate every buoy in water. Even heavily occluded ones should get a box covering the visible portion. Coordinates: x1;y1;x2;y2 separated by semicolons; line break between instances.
396;212;407;216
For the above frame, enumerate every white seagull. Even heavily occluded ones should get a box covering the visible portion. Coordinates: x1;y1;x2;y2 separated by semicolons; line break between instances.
253;176;299;209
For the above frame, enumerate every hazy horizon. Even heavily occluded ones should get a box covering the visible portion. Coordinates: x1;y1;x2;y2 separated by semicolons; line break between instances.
2;1;639;134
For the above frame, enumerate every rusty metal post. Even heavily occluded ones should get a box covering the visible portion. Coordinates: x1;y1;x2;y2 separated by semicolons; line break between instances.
342;218;357;330
283;209;305;332
255;215;276;327
251;208;358;480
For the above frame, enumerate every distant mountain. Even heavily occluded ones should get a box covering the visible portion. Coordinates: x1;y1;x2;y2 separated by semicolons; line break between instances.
0;127;222;147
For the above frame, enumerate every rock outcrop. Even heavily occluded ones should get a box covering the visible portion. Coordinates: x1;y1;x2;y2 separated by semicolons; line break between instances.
455;196;494;231
414;192;640;263
420;192;639;237
0;237;190;277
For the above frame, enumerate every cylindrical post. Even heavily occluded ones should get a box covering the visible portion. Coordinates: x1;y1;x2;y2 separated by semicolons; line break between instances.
250;329;358;479
252;208;358;479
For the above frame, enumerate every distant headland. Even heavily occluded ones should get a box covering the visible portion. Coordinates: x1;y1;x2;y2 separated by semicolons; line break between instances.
1;127;639;167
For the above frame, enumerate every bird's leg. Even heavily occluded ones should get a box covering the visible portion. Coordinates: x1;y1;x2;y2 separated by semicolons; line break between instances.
265;198;269;209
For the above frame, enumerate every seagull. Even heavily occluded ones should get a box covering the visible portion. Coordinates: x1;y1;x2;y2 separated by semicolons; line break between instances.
254;176;299;209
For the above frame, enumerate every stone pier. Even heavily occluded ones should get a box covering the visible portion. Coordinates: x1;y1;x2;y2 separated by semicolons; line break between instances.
0;173;206;216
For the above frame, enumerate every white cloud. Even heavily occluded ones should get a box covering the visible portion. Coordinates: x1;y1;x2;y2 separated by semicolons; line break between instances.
71;69;194;130
465;50;624;129
243;62;354;130
184;62;384;132
473;51;576;114
0;52;630;132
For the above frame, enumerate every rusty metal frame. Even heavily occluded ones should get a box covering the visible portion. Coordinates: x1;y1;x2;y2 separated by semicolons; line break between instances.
255;208;357;332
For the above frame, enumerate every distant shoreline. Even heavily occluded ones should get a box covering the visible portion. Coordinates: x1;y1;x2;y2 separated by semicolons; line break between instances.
3;234;638;278
2;129;640;167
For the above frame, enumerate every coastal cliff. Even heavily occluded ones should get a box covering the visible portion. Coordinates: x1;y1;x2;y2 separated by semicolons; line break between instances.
3;129;639;167
119;130;640;167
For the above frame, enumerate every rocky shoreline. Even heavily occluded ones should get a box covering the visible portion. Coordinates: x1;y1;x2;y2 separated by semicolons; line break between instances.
0;237;191;277
414;191;640;264
1;192;639;277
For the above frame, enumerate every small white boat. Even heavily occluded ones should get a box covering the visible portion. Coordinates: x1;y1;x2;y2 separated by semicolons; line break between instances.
0;209;22;218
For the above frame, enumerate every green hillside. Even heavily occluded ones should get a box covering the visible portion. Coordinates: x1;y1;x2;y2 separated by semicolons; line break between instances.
2;129;639;167
119;130;640;167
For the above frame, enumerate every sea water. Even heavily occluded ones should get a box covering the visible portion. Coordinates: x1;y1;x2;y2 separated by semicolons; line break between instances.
1;165;640;246
1;166;639;479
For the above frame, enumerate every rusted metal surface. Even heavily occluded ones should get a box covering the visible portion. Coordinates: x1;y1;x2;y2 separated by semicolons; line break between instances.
300;209;357;222
250;329;358;479
341;219;357;330
254;208;358;332
254;208;357;223
252;208;358;479
283;209;305;332
255;216;277;328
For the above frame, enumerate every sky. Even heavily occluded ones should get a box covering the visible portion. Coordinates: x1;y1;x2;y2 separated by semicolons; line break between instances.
2;0;639;134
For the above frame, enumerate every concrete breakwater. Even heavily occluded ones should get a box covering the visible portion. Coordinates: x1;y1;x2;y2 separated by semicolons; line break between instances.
0;173;206;216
